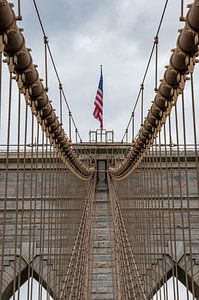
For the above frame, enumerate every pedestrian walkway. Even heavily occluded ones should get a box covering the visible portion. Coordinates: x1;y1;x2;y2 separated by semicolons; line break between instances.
89;182;117;299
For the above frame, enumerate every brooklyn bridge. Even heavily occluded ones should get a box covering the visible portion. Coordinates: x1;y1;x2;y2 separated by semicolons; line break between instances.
0;0;199;299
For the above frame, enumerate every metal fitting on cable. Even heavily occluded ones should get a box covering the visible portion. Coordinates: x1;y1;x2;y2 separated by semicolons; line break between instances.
154;35;159;44
44;35;48;44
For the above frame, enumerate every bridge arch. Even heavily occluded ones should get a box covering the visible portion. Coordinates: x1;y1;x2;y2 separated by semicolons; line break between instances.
2;260;54;300
150;258;199;299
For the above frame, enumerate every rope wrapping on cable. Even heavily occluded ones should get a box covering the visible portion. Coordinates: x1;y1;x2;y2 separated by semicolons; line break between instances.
0;0;94;180
110;0;199;180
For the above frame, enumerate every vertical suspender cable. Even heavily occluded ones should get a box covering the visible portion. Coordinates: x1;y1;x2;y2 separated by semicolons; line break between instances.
30;123;39;300
27;114;34;299
141;83;144;125
0;73;12;298
174;97;190;299
189;73;198;299
75;128;78;143
125;129;128;143
17;0;22;20
132;112;134;141
0;52;2;127
168;115;179;300
17;103;28;300
182;85;196;299
44;35;48;91
180;0;184;21
154;36;158;91
12;90;21;298
190;73;199;198
69;111;72;142
59;83;63;124
38;130;45;300
158;133;169;300
163;123;177;300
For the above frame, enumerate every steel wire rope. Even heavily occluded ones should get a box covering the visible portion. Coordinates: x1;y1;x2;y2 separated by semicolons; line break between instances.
54;151;59;297
154;136;168;300
188;69;199;296
137;163;147;296
12;90;21;299
158;133;169;300
0;73;12;299
59;158;65;298
180;0;185;21
55;152;61;298
111;1;199;180
47;144;56;300
46;143;56;300
39;134;48;299
109;186;131;297
32;0;82;143
138;165;146;294
0;52;2;128
17;0;22;20
16;101;28;300
174;94;190;300
168;114;180;300
151;143;164;299
147;148;158;299
181;92;194;300
30;123;40;300
163;123;177;300
37;130;44;300
109;177;147;298
121;0;169;143
141;159;150;296
190;73;199;200
26;113;34;300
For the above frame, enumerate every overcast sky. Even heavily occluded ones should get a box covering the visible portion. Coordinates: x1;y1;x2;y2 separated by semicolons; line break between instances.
6;0;190;142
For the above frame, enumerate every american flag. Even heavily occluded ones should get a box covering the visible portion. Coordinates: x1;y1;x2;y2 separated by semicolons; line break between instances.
93;67;103;129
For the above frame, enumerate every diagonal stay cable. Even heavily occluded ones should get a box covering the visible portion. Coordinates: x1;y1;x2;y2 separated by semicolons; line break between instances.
32;0;82;141
121;0;169;142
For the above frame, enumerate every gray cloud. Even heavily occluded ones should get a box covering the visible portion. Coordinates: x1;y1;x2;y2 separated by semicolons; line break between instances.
7;0;190;142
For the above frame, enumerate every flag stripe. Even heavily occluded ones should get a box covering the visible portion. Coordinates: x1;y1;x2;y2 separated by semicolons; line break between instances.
94;100;103;111
97;90;103;98
95;96;103;106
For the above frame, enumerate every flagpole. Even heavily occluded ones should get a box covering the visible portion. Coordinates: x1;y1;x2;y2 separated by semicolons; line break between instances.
93;64;103;142
100;65;103;142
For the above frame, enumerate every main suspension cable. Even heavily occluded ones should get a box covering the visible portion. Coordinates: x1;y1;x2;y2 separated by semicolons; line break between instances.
32;0;82;142
121;0;169;143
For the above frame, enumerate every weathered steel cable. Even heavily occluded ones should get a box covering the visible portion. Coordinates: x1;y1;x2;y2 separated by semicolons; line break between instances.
108;174;147;299
0;52;2;126
121;0;169;143
32;0;82;144
0;0;93;180
0;72;12;299
60;176;95;299
110;0;199;180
